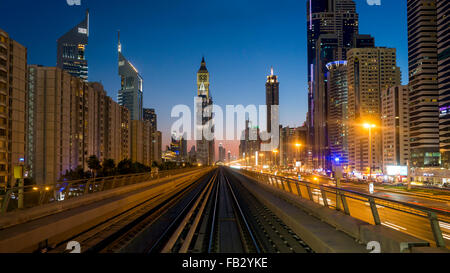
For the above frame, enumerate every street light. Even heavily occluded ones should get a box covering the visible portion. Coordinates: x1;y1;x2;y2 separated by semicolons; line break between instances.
363;123;376;193
272;149;279;168
295;143;303;171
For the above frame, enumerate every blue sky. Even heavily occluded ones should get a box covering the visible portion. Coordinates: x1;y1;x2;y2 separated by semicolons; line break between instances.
0;0;408;154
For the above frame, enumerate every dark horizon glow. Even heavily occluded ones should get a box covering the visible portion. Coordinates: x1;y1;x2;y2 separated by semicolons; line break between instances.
0;0;408;156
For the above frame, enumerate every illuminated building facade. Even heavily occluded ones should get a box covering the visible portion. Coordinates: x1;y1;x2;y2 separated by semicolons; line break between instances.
327;60;349;168
407;0;440;167
56;10;89;81
196;57;215;165
118;31;143;121
0;29;27;189
347;47;401;174
381;85;410;172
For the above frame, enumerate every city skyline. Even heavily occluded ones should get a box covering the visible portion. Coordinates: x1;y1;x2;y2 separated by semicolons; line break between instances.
0;0;409;155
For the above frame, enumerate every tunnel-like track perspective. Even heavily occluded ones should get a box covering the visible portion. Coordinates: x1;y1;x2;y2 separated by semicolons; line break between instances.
48;167;313;253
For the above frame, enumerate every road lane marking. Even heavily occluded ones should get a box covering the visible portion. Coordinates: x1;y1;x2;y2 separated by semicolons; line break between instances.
382;221;407;231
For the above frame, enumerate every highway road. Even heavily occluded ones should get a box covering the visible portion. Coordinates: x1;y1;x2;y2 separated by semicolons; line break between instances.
255;171;450;248
286;173;450;213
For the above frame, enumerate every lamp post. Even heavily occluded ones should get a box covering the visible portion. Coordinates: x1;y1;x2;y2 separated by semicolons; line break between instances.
295;143;302;172
272;149;279;169
364;123;376;193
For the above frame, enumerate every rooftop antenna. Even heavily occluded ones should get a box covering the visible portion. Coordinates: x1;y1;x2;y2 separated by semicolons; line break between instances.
118;30;122;53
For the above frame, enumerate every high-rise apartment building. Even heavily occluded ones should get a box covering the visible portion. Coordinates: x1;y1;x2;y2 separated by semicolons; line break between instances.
0;29;27;189
196;57;215;165
130;120;152;166
266;67;279;134
381;85;410;171
56;10;89;81
27;66;130;184
407;0;440;167
143;108;157;132
347;47;401;174
437;0;450;167
152;130;162;164
105;96;131;163
118;32;143;121
327;60;349;168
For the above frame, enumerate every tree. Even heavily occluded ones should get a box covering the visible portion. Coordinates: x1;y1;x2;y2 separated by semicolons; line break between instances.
87;155;101;178
117;159;133;175
102;159;116;176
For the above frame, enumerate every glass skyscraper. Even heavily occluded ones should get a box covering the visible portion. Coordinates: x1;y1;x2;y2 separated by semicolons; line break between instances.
118;31;143;121
56;10;89;81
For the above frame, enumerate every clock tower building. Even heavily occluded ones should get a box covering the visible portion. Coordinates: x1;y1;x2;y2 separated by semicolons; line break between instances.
196;57;215;165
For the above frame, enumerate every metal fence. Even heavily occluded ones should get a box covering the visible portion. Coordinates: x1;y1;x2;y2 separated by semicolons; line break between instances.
239;169;450;248
0;168;202;215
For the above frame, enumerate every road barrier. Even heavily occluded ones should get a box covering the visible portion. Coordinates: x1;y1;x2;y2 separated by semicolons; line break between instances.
0;168;202;215
239;169;450;248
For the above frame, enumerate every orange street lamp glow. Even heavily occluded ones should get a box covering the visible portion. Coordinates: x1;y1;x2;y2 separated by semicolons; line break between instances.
363;123;376;129
295;143;302;148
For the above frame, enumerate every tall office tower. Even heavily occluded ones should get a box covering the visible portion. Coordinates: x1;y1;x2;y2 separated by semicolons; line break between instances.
306;0;375;170
266;67;279;133
0;30;27;189
437;0;450;167
57;10;89;81
218;143;226;162
143;108;157;131
381;85;411;171
347;47;401;174
326;60;349;169
196;57;215;165
407;0;440;167
227;151;231;163
118;31;143;121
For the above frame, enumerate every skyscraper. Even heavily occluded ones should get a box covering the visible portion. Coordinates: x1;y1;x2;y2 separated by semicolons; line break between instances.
327;60;349;168
437;0;450;168
381;85;410;171
0;29;27;189
306;0;375;170
347;47;401;174
118;31;143;121
196;57;215;165
266;67;279;133
56;10;89;81
407;0;440;167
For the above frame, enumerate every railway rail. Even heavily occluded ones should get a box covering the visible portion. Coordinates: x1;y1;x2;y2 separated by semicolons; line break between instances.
49;167;313;253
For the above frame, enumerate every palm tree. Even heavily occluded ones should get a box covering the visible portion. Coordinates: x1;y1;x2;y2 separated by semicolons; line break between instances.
87;155;101;178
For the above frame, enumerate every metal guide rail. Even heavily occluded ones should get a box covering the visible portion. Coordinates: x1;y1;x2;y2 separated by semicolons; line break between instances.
238;169;450;249
160;168;313;253
48;170;212;253
0;167;204;215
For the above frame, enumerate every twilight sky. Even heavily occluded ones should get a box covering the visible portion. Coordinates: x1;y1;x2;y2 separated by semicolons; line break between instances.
0;0;408;157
